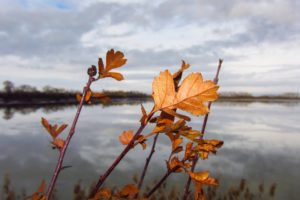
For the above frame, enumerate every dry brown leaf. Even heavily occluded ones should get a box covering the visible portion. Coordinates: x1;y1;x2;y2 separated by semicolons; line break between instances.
119;130;134;145
152;70;176;111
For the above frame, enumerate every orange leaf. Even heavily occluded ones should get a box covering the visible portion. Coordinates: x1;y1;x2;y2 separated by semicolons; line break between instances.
172;138;183;153
105;49;127;71
184;142;193;160
37;180;46;193
175;73;219;116
51;138;65;149
173;60;190;89
76;93;82;102
56;124;68;136
119;130;134;145
90;188;111;200
85;89;93;102
41;117;51;134
162;108;191;121
167;156;182;172
118;184;139;197
98;57;105;75
152;70;176;111
189;171;218;186
103;72;124;81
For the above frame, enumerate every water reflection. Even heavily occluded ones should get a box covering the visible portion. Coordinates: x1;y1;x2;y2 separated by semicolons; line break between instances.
0;101;299;199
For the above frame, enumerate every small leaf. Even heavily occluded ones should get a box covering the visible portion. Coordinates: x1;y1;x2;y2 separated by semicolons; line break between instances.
106;49;127;71
51;138;65;149
189;171;210;182
90;187;111;200
98;58;105;76
76;93;82;102
103;72;124;81
85;89;93;102
118;184;139;197
37;180;46;193
172;138;183;153
119;130;134;145
184;142;193;160
56;124;68;136
167;156;182;172
41;117;51;134
162;108;191;121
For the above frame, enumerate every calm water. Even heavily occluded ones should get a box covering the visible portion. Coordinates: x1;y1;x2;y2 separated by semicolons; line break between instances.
0;100;299;199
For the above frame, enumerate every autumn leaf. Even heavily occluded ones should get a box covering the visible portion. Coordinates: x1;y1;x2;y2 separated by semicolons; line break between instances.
98;49;126;81
175;73;219;116
41;118;67;139
162;108;191;121
152;70;176;111
31;180;46;200
173;60;190;90
172;138;183;153
76;93;82;102
179;129;202;141
102;72;124;81
184;142;193;160
89;188;111;200
117;184;139;197
105;49;127;72
189;171;218;186
193;139;223;159
85;89;93;102
167;156;182;173
119;130;134;145
51;138;65;149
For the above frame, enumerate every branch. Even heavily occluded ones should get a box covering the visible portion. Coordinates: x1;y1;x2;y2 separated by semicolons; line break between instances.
45;75;94;200
89;110;155;198
145;166;179;198
135;133;160;198
182;59;223;200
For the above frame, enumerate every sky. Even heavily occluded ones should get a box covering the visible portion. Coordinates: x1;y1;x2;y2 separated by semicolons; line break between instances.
0;0;299;95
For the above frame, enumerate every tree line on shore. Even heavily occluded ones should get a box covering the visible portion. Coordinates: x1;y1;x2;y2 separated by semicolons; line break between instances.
0;80;299;105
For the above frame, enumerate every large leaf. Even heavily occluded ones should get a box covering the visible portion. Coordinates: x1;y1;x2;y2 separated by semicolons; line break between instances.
152;70;176;111
175;73;219;116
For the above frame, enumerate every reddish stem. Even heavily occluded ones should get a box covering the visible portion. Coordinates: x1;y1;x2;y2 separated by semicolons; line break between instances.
135;133;160;198
145;166;179;198
182;59;223;200
89;111;154;198
45;76;94;200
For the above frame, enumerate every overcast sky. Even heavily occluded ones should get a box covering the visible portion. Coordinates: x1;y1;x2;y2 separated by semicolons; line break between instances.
0;0;299;94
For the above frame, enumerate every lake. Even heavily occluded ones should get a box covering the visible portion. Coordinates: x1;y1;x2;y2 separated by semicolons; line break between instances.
0;100;299;199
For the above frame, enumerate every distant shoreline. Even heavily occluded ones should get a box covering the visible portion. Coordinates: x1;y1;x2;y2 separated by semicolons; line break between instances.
0;92;299;107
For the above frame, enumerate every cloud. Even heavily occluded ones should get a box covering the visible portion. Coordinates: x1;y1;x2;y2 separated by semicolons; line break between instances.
0;0;299;94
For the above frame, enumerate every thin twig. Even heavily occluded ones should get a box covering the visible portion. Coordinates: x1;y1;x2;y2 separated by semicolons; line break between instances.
145;166;179;198
135;133;160;198
182;59;223;200
46;76;94;200
89;109;155;198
